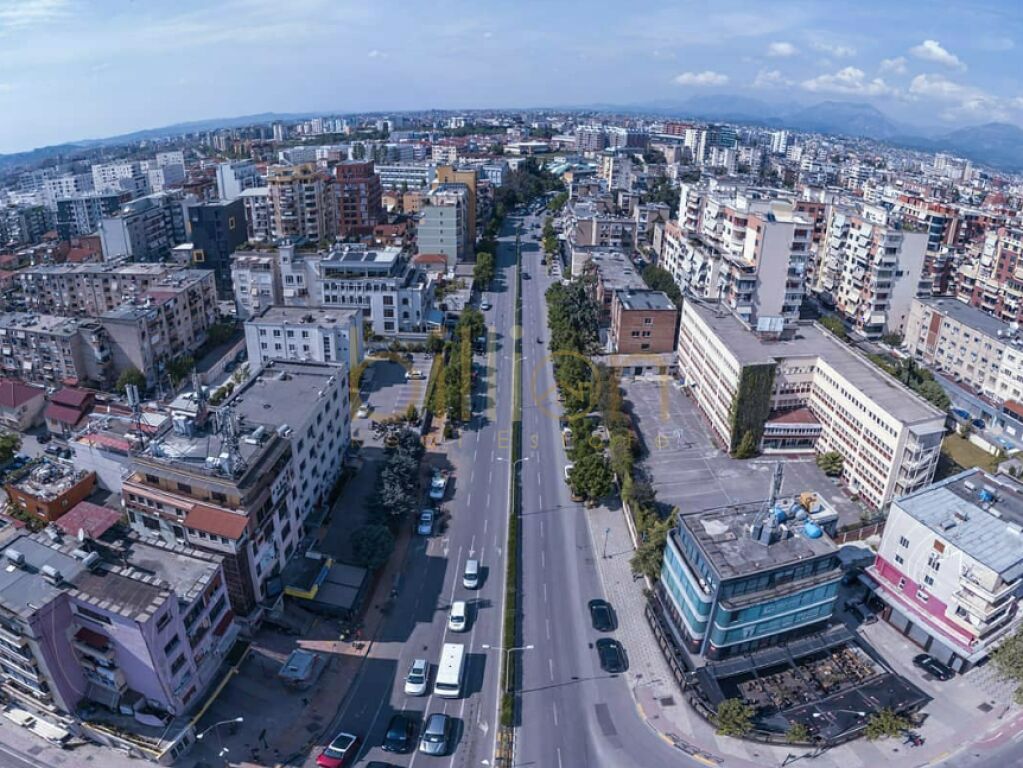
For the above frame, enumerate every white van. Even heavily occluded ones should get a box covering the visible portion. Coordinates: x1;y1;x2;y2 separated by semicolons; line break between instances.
434;643;466;698
448;600;468;632
462;559;480;589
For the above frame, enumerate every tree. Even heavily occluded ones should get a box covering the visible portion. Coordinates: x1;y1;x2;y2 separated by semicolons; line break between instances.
992;627;1023;704
116;366;146;395
714;698;755;737
351;525;395;570
405;403;420;423
786;722;811;744
733;430;759;459
0;432;20;464
819;315;849;341
816;451;844;477
863;708;910;741
641;265;682;308
570;454;614;501
473;251;496;288
166;355;195;386
630;516;672;580
916;380;951;410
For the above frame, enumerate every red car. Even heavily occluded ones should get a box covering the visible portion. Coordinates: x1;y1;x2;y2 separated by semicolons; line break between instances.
316;731;358;768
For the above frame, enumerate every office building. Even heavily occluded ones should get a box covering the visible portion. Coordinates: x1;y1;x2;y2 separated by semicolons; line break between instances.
657;494;842;659
869;469;1023;671
816;206;929;338
375;163;435;190
245;305;362;371
608;289;678;355
335;160;382;236
676;299;945;509
123;360;349;618
186;199;248;297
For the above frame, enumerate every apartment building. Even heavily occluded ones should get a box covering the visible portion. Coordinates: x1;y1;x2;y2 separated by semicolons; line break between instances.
239;187;271;241
0;313;112;387
186;199;248;297
958;229;1023;324
435;165;478;245
245;305;362;371
123;360;349;619
676;299;945;509
55;191;132;240
0;516;235;721
608;289;678;355
659;220;727;300
231;241;433;334
215;160;264;201
18;261;183;317
869;469;1023;672
42;172;94;208
578;250;647;324
335;160;382;236
418;185;471;269
266;164;337;242
656;495;842;659
903;297;1022;401
816;205;928;338
565;201;638;273
98;192;188;262
91;161;148;195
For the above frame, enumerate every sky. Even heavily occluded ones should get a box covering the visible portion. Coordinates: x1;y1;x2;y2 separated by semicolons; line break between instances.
0;0;1021;154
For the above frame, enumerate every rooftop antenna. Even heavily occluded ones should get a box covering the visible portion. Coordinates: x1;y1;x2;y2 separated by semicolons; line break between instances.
769;462;784;507
216;405;245;477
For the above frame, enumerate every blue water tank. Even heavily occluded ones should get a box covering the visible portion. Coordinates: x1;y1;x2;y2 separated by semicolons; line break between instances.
795;509;808;521
979;489;995;503
773;506;788;524
804;521;823;539
789;502;803;516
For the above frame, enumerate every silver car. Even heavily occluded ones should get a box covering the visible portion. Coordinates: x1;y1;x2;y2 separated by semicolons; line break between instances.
418;712;452;756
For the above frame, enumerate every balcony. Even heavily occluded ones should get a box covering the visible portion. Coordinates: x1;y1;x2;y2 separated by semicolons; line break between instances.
72;626;116;665
953;587;1007;622
959;570;1018;603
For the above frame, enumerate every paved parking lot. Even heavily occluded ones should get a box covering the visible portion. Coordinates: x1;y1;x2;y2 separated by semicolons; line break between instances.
351;353;432;444
623;378;865;526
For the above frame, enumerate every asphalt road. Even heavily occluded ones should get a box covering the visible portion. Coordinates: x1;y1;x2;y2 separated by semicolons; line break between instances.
313;217;520;767
514;211;694;768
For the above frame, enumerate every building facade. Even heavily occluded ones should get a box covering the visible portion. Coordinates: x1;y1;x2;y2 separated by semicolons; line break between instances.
244;306;362;372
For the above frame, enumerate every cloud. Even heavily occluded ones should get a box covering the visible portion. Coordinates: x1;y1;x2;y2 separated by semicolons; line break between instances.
0;82;14;93
908;73;971;100
908;74;1021;123
673;70;729;87
0;0;70;30
482;31;493;39
367;49;387;58
879;56;907;75
910;39;965;70
976;36;1014;52
811;41;856;58
753;69;792;88
766;41;797;58
801;66;893;96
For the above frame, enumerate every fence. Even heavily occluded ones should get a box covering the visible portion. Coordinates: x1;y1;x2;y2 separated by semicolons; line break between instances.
833;520;885;544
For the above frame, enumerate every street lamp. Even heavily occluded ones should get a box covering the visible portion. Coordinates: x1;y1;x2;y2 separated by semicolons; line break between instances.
481;643;534;693
811;710;866;719
497;456;530;470
196;717;244;740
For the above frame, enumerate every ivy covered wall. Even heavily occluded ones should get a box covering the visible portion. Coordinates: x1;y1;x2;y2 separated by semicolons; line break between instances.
728;362;777;455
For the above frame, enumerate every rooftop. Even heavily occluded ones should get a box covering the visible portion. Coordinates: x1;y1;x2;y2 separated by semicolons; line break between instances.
586;251;647;292
250;305;360;328
617;289;676;312
677;496;838;581
684;299;943;425
895;469;1023;581
8;460;92;501
227;360;343;432
917;297;1019;342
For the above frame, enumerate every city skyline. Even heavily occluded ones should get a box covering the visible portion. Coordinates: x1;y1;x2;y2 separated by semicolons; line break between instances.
0;0;1021;154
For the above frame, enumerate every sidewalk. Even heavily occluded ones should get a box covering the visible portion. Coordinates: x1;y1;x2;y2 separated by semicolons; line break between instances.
583;498;1019;768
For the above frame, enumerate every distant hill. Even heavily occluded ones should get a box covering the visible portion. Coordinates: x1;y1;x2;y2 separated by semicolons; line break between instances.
781;101;905;141
936;122;1023;171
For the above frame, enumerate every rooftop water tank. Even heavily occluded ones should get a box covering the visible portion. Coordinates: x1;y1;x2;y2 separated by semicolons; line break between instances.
773;507;787;524
803;521;823;539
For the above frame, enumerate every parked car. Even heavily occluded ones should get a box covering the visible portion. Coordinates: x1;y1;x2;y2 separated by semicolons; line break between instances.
418;713;452;756
316;731;358;768
596;638;627;673
417;509;436;536
480;301;492;311
913;653;955;681
429;470;449;501
404;659;429;696
588;599;616;632
356;403;371;419
382;714;416;753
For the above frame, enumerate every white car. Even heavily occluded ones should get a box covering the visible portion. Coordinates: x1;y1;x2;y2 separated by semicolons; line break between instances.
356;403;370;419
448;601;468;632
480;301;492;311
429;471;448;501
405;369;425;380
404;658;429;696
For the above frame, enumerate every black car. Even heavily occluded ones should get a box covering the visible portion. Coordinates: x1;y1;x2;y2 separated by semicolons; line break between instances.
382;714;416;753
913;654;954;681
366;763;398;768
596;638;627;673
588;599;616;632
36;433;51;444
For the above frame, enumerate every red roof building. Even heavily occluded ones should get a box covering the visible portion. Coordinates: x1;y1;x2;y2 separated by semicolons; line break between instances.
0;378;46;430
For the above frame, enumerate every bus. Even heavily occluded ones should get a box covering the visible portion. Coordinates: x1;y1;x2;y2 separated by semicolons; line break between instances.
434;643;466;698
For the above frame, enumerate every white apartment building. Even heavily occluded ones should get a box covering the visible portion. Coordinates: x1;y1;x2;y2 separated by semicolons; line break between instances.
91;161;148;195
231;241;434;335
676;298;945;509
245;305;362;372
216;161;264;201
816;205;929;338
659;220;725;300
375;164;436;190
869;469;1023;672
239;187;271;241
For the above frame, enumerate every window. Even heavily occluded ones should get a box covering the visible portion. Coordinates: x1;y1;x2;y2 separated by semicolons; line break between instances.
897;577;906;591
898;536;910;548
177;482;192;494
170;654;187;674
927;552;941;571
923;574;934;587
163;635;180;656
156;611;171;632
76;606;112;625
894;553;904;565
915;589;930;603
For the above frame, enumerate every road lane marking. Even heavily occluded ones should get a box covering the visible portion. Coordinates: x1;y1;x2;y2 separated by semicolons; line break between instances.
546;618;551;640
539;519;545;539
541;551;546;569
543;583;548;602
557;746;563;768
552;701;559;726
548;658;554;681
483;518;489;535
